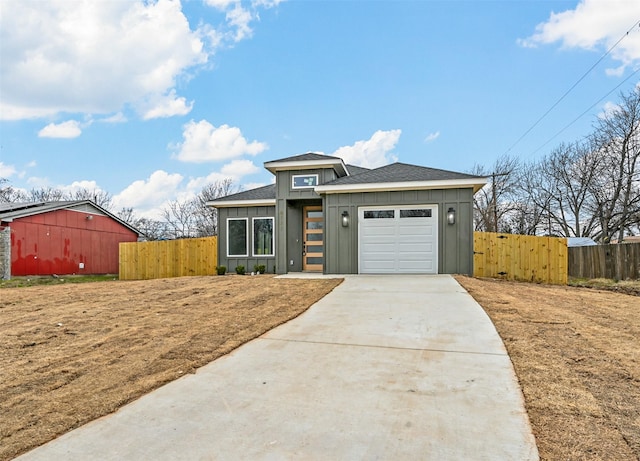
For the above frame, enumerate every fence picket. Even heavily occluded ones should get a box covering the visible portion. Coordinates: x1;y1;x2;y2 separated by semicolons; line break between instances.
568;243;640;280
119;237;218;280
473;232;568;285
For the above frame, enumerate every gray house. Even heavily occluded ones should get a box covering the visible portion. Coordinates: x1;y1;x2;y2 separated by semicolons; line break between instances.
208;153;486;275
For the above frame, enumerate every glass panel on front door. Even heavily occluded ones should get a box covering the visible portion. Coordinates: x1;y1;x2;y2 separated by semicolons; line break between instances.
303;206;323;272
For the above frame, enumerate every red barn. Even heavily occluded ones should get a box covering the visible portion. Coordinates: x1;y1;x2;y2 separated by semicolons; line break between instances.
0;201;139;277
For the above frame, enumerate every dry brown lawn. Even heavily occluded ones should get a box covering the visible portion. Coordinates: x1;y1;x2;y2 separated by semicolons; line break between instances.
0;275;342;460
456;276;640;461
3;274;639;461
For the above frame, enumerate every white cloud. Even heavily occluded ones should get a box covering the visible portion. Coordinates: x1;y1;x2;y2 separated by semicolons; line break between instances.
424;131;440;143
0;0;208;121
1;0;282;122
520;0;640;73
221;159;260;177
174;119;268;163
100;112;127;123
252;0;284;8
185;160;259;194
57;180;104;196
226;3;254;42
0;162;17;178
38;120;82;139
113;170;184;217
141;90;194;120
331;129;401;169
204;0;238;10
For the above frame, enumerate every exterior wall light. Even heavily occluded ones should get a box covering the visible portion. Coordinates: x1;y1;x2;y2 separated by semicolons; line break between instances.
341;210;350;227
447;207;456;225
86;215;93;221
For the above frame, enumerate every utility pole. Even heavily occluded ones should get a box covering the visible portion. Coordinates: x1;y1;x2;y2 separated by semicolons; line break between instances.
489;171;510;233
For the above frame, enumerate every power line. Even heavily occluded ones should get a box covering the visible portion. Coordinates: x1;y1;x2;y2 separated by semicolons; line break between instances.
528;66;640;156
504;19;640;156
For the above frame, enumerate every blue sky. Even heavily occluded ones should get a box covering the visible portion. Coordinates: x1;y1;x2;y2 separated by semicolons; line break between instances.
1;0;639;218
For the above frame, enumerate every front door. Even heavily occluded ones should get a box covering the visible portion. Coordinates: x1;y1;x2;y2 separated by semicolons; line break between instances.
303;205;323;272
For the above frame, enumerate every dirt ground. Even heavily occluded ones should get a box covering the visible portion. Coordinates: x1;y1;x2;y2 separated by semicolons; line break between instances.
0;275;342;460
2;275;639;461
455;276;640;461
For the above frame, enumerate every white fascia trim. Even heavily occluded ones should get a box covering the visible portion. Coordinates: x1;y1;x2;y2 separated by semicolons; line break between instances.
264;159;347;176
207;199;276;208
315;178;488;194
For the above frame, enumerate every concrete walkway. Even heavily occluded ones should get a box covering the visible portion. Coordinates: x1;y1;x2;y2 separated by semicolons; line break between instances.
18;275;539;460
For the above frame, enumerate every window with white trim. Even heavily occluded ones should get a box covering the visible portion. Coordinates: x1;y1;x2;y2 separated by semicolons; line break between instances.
227;218;248;257
292;174;319;189
253;217;274;256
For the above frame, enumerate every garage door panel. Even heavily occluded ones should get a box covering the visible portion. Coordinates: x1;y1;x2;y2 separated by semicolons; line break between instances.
359;206;438;274
398;241;434;251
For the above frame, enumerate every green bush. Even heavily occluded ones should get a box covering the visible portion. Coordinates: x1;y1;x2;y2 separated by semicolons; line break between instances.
254;264;266;274
235;265;245;275
216;266;226;275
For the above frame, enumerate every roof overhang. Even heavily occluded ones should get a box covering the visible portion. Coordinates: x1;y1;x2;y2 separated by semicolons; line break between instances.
207;199;277;208
315;178;488;194
264;158;348;176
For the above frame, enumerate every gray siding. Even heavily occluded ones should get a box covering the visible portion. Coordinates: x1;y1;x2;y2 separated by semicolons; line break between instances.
217;206;276;274
275;198;322;274
275;169;337;201
324;188;475;275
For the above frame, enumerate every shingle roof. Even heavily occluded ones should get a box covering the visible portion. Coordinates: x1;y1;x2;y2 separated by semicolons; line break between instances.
267;152;341;163
345;164;371;176
323;162;483;185
209;184;275;203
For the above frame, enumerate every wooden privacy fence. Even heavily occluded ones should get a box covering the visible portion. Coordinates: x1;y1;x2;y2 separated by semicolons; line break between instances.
119;237;218;280
569;242;640;280
474;232;568;285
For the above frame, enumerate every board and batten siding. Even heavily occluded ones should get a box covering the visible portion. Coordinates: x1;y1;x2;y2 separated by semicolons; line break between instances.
217;206;276;274
323;188;475;275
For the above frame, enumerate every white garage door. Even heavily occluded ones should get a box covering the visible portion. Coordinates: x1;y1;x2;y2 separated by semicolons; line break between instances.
359;205;438;274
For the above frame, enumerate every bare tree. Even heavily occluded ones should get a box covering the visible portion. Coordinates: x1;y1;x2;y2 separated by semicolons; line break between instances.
0;178;26;202
161;179;237;239
588;87;640;243
115;207;137;225
67;188;113;209
25;187;65;202
471;155;521;232
536;141;603;238
162;199;196;239
132;217;171;241
192;179;237;237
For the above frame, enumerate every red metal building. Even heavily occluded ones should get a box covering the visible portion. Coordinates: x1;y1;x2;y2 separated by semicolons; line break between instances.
0;201;139;276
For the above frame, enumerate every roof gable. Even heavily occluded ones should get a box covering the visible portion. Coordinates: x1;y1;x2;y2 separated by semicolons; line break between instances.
264;152;348;177
0;200;140;235
267;152;342;163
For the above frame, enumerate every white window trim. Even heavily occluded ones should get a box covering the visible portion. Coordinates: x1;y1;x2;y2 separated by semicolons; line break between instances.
227;218;248;257
252;217;275;257
291;174;319;189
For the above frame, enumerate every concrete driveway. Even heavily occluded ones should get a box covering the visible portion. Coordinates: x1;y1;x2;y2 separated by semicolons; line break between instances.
18;275;539;460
